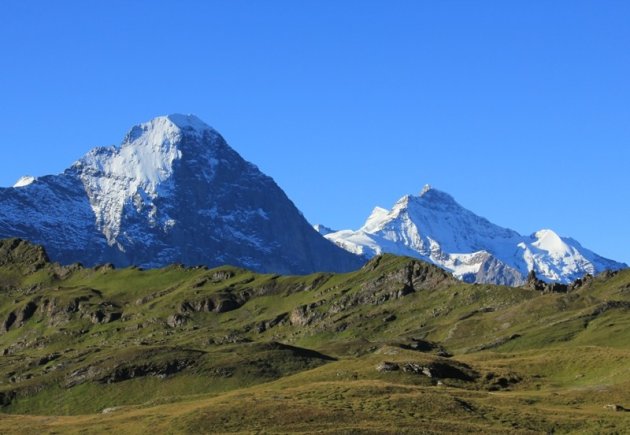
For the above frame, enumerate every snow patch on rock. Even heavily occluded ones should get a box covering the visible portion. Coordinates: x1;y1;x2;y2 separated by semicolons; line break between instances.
13;176;37;188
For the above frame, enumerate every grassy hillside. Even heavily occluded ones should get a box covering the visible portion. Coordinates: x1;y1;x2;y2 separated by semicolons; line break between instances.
0;238;629;433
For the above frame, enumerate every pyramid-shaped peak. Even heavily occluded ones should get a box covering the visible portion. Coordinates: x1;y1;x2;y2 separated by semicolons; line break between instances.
122;114;215;145
164;114;213;132
420;184;432;195
417;185;457;204
0;114;362;274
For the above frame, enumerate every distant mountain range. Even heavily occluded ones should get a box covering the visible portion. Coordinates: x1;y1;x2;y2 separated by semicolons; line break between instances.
0;114;361;274
318;185;626;285
0;114;625;284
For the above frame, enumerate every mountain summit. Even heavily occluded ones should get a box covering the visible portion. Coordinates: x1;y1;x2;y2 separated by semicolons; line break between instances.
0;114;362;274
321;186;626;285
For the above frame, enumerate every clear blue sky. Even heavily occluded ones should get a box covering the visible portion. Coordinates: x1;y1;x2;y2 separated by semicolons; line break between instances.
1;1;628;264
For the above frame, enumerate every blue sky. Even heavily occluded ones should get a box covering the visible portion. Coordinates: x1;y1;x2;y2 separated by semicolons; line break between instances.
1;1;629;264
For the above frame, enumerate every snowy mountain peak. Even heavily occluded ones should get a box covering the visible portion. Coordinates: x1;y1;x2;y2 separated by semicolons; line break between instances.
362;206;389;231
0;114;362;274
532;229;566;251
393;194;412;210
165;113;213;134
324;188;626;285
415;186;458;207
123;114;214;147
13;176;36;188
389;186;460;215
70;114;222;244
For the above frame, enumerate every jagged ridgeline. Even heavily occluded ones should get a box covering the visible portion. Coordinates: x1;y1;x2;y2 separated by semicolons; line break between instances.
1;239;630;433
320;185;627;285
1;113;625;285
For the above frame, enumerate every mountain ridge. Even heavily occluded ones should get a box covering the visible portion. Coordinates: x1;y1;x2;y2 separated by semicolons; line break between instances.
1;115;625;283
321;184;626;285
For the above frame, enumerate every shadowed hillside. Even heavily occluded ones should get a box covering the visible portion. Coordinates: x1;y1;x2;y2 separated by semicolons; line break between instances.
1;238;629;433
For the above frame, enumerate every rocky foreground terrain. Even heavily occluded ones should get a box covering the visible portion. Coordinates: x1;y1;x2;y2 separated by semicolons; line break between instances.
0;238;629;433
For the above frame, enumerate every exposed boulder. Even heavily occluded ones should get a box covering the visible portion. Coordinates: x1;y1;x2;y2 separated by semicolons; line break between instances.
396;338;451;357
376;361;400;372
211;271;235;283
167;314;187;328
90;310;122;324
289;302;326;326
376;359;477;382
483;371;522;391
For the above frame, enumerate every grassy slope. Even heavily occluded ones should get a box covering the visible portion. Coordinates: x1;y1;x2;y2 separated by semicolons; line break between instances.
0;239;629;433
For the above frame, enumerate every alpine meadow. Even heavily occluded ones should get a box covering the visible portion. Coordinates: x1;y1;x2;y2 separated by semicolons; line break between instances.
1;1;629;434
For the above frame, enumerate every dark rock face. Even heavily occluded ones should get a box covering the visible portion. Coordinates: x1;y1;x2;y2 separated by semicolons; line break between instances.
16;302;37;325
2;312;16;332
98;359;194;384
90;310;122;324
0;391;16;407
63;349;204;388
0;115;362;275
473;254;525;286
376;361;399;372
329;256;454;312
0;239;50;272
178;293;242;314
167;314;187;328
376;360;477;382
525;270;569;293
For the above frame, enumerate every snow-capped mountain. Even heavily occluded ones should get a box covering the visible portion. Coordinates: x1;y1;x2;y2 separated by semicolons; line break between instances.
322;185;626;285
0;114;362;274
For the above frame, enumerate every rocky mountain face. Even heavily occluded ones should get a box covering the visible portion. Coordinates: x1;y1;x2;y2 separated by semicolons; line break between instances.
321;185;626;285
0;114;362;274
